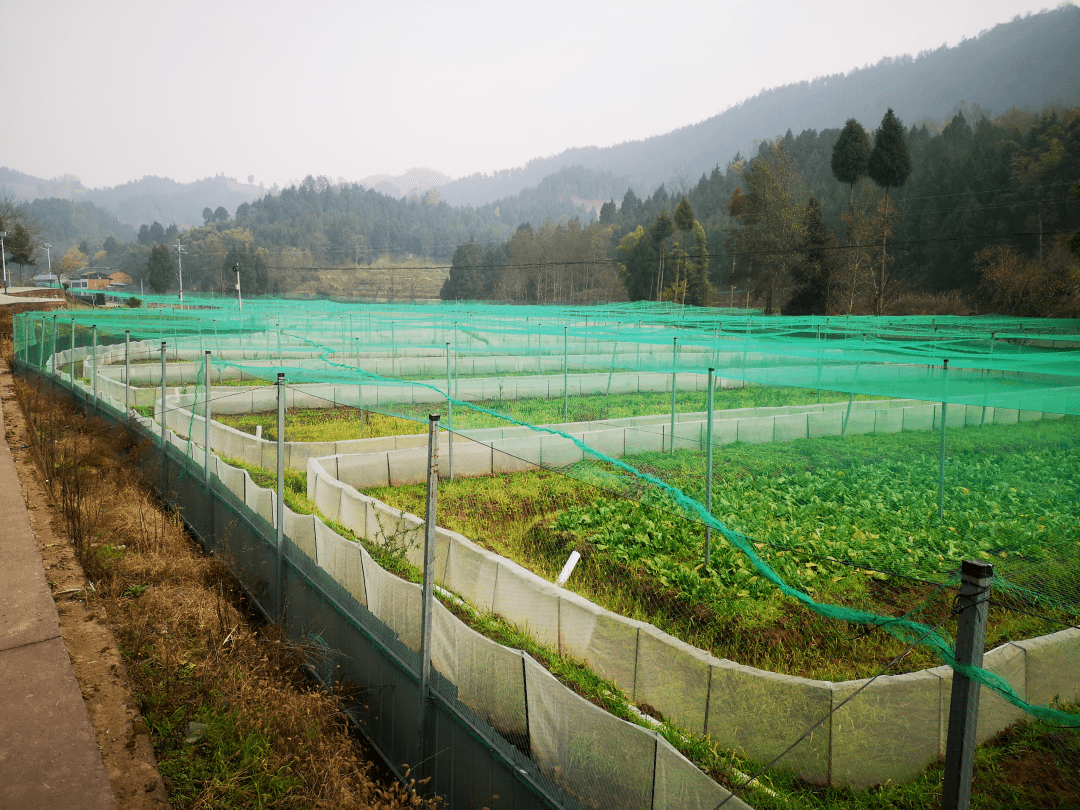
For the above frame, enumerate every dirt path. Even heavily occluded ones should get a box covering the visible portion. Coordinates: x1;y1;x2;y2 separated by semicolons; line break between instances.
0;363;172;809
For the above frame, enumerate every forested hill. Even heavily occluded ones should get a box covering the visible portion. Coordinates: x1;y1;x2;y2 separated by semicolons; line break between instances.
0;169;264;231
437;6;1080;207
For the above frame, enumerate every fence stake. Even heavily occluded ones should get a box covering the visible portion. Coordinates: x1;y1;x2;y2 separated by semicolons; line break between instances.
51;314;57;377
276;372;286;622
355;337;364;439
418;414;440;761
91;325;98;410
204;351;212;491
160;341;167;496
942;559;994;810
37;315;45;371
446;343;454;480
70;318;76;392
939;358;949;523
124;330;131;415
563;325;569;423
606;324;620;395
705;368;715;567
669;337;678;453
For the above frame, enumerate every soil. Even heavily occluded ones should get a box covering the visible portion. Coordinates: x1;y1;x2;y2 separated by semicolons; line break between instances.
0;364;173;809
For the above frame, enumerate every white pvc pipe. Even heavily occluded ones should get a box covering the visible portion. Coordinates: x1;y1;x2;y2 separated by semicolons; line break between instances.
555;550;581;587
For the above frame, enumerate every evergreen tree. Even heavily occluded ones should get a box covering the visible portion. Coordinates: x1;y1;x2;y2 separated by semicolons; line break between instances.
616;226;658;301
439;238;485;300
784;195;837;315
831;119;871;207
867;109;912;314
147;244;171;293
686;221;711;306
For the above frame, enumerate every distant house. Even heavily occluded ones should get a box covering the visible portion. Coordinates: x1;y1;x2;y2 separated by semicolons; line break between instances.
32;272;70;288
70;267;113;291
108;270;133;287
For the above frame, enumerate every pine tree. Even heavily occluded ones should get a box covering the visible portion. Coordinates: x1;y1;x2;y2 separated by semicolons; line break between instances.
867;109;912;314
831;119;871;207
147;244;172;293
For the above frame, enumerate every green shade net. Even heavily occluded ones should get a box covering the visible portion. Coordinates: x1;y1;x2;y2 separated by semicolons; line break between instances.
17;295;1080;737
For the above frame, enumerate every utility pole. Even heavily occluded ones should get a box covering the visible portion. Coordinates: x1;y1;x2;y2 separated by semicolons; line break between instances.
175;239;187;304
0;231;8;295
234;262;242;311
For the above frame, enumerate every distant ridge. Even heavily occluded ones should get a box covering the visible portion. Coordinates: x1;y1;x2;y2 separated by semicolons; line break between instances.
360;167;453;199
436;6;1080;206
0;169;265;230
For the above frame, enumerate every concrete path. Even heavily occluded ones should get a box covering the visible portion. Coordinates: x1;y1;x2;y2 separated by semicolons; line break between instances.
0;395;117;809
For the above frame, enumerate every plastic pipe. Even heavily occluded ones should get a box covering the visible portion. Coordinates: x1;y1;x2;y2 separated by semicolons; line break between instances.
555;550;581;587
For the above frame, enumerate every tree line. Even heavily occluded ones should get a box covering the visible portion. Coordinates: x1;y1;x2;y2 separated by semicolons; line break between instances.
442;106;1079;315
8;104;1077;314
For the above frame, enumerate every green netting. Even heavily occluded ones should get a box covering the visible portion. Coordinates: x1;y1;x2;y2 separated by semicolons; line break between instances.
14;296;1080;789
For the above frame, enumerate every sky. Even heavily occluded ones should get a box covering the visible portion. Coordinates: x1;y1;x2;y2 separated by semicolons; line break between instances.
2;0;1065;191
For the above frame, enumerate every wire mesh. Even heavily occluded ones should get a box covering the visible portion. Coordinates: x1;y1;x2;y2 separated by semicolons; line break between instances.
15;295;1080;809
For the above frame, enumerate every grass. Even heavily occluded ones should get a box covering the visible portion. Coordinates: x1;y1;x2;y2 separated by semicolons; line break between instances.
12;374;437;810
215;384;869;442
215;452;1080;810
365;416;1080;681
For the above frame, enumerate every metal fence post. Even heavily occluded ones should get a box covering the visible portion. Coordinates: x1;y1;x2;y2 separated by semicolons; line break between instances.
37;315;45;371
705;368;716;566
942;559;994;810
276;372;286;622
445;343;454;480
50;314;57;377
939;358;949;523
160;341;167;496
91;325;98;410
418;414;440;763
125;330;131;415
204;351;212;492
355;337;364;439
669;337;678;453
69;318;76;392
563;325;569;423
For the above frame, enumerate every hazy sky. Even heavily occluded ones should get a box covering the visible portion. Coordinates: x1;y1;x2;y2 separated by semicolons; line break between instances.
3;0;1062;190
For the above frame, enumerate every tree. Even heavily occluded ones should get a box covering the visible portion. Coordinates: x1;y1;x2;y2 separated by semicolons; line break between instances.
783;195;837;315
737;141;806;314
440;238;485;300
5;224;38;279
59;246;88;273
867;109;912;314
598;200;617;226
685;221;711;306
148;221;166;245
202;207;214;225
616;226;657;301
103;235;124;259
649;210;675;300
831;119;871;206
147;244;171;293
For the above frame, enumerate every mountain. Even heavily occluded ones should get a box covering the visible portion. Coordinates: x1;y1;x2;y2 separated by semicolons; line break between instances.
359;167;453;199
0;169;265;230
436;6;1080;207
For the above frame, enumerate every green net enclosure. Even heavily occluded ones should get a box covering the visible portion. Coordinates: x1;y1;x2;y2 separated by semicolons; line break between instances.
17;294;1080;808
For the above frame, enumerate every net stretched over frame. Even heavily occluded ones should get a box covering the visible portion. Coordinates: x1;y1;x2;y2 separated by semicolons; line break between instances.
18;294;1080;802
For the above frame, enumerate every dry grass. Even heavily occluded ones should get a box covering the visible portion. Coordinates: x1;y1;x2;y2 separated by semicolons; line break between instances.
13;374;439;810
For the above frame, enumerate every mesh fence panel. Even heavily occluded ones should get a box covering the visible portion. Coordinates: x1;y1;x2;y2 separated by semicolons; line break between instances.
15;298;1080;808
